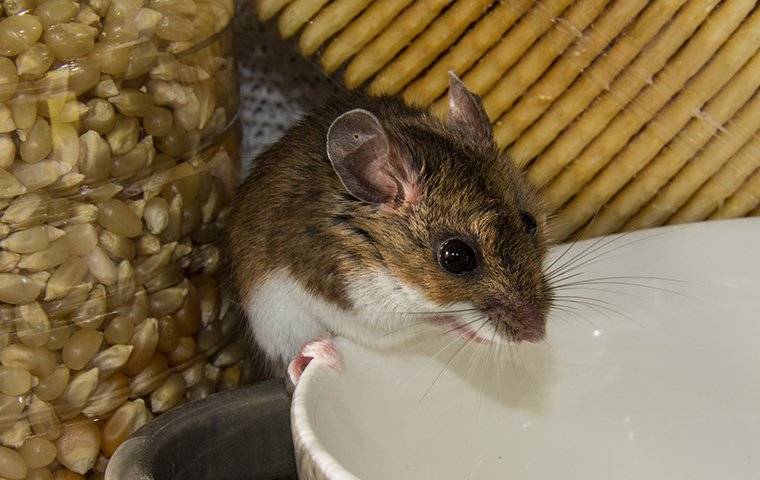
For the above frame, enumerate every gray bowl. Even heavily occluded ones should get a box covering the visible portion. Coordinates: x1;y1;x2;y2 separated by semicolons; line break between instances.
105;379;296;480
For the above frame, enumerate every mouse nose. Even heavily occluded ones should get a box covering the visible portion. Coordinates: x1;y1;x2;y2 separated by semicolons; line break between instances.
514;325;544;343
513;304;546;343
486;303;546;343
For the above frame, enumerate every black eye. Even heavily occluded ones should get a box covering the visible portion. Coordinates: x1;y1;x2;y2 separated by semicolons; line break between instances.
438;239;477;275
520;211;538;236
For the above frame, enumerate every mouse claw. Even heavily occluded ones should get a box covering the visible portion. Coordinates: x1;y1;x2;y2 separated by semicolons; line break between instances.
287;336;343;386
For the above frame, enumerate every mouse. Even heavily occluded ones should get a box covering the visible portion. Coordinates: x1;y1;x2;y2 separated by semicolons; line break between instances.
224;73;553;385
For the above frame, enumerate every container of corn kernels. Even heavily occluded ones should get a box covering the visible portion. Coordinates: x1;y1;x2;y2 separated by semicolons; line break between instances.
0;0;248;478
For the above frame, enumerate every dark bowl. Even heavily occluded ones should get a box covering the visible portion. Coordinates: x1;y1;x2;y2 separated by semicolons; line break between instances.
105;379;297;480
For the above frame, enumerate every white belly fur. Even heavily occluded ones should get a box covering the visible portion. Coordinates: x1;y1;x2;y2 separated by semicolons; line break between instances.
244;269;327;367
244;267;491;368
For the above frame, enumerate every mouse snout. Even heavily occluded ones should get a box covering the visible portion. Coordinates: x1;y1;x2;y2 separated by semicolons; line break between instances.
512;303;545;343
486;303;546;343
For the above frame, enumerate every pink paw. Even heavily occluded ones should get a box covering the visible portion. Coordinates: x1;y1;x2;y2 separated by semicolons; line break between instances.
287;336;343;386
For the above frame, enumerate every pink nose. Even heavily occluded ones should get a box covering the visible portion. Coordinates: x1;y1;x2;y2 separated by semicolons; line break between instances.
515;305;545;343
514;327;545;343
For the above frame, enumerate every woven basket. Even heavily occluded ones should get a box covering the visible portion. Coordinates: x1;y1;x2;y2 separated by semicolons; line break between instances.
252;0;760;241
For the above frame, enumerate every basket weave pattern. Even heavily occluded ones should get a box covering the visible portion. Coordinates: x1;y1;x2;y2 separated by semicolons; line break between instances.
254;0;760;240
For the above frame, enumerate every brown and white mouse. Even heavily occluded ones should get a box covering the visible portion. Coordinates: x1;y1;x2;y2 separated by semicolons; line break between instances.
224;73;553;384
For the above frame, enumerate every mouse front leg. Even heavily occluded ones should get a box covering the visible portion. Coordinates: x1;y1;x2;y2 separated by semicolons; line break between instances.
287;335;343;386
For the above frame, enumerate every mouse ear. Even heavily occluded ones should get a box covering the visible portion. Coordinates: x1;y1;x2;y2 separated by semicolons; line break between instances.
327;109;418;205
447;71;493;145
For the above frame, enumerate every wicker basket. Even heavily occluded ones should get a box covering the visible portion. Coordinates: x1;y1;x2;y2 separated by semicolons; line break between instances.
253;0;760;241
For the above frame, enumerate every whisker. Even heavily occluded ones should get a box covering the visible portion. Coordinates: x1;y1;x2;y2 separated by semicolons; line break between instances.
553;279;690;298
512;341;537;394
553;285;648;299
546;269;590;287
419;319;489;403
493;332;504;402
549;228;684;281
553;294;620;308
379;316;484;342
551;273;688;291
507;341;518;381
377;320;431;339
545;206;604;271
475;328;498;422
546;230;645;281
441;318;488;337
552;300;600;329
545;217;676;280
544;214;651;278
401;307;482;315
555;273;686;283
545;227;612;278
550;303;588;319
554;298;642;328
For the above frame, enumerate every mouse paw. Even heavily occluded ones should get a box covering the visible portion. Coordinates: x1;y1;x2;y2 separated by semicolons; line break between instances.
287;336;343;386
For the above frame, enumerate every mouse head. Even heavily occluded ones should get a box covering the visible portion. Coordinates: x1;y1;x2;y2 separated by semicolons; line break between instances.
326;73;552;344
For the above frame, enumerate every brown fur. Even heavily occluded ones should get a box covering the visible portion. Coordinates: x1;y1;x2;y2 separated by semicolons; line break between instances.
225;91;552;349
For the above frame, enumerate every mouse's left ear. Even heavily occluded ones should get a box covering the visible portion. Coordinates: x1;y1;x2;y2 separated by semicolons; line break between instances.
327;109;419;206
447;71;494;145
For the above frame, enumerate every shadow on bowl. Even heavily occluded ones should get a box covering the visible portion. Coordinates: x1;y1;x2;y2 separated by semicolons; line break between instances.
105;379;297;480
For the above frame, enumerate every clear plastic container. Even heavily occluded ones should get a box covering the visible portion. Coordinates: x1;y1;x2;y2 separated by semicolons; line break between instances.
0;0;247;477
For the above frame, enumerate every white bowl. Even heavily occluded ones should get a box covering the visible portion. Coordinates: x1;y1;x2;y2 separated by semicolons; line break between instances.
292;219;760;480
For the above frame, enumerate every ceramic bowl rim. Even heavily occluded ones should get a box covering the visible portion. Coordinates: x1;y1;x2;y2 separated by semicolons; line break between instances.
291;361;359;480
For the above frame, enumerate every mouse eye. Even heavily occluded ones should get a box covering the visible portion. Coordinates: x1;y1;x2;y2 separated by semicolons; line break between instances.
438;238;477;275
519;211;538;236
